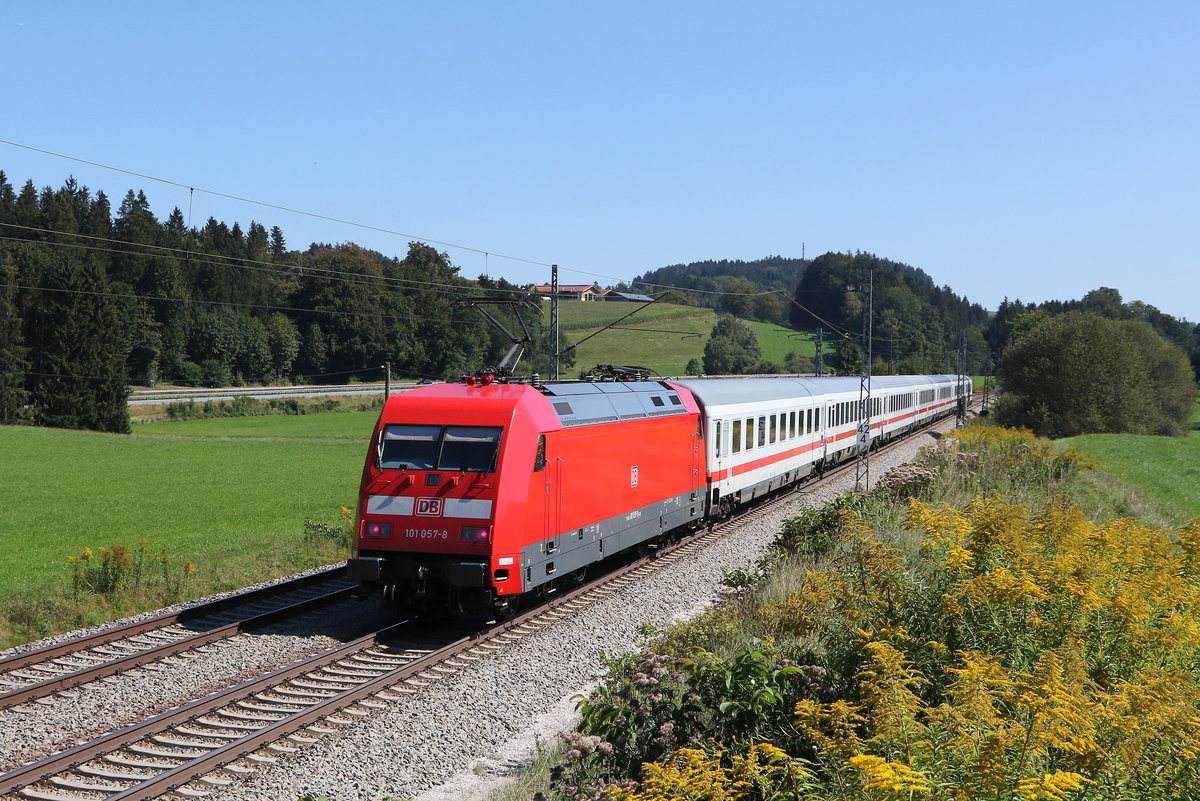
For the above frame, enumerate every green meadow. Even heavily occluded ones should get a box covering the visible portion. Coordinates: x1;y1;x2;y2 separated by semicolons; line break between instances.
0;412;378;603
1060;403;1200;524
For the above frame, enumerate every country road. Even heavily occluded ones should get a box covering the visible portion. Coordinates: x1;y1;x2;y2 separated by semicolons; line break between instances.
127;382;415;406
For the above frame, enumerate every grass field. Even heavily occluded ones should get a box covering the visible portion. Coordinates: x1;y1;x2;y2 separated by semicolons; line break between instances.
1060;403;1200;523
551;301;812;376
0;412;378;600
748;321;816;366
552;300;715;376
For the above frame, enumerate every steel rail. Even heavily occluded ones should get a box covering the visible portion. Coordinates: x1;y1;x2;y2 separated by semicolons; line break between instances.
0;567;350;710
0;620;420;797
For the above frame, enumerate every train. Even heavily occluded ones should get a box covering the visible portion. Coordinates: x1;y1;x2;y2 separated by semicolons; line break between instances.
347;372;970;617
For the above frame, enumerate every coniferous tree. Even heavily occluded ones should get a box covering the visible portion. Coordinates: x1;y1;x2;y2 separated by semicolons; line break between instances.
0;247;30;422
29;247;130;433
0;171;15;218
268;226;287;261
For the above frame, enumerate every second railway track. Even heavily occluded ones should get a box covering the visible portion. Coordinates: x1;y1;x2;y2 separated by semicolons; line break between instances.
0;568;355;712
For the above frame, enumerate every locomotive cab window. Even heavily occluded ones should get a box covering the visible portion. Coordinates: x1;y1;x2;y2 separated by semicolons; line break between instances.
379;424;502;473
534;434;547;472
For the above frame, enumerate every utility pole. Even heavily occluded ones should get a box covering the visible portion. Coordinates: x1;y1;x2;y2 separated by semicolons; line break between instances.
855;270;873;491
383;361;390;400
814;329;824;377
956;330;968;428
551;264;559;381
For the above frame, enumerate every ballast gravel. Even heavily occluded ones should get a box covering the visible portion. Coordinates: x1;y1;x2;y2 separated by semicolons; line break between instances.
210;425;956;801
0;423;955;801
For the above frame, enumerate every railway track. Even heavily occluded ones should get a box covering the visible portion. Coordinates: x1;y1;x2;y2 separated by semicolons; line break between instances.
0;404;973;801
0;488;806;801
0;567;353;712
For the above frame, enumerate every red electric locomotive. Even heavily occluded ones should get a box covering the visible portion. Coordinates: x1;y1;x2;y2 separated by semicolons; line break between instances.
347;378;706;617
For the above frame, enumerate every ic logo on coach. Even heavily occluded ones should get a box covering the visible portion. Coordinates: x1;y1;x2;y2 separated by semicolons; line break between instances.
415;497;444;517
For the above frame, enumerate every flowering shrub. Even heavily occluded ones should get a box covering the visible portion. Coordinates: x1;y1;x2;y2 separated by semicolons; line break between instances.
555;429;1200;801
68;539;195;600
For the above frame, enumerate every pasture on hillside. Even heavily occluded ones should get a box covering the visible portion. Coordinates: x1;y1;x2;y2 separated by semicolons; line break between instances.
0;413;377;601
548;300;814;376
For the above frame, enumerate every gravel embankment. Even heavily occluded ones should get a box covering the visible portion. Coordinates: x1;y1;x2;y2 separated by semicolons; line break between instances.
207;424;954;801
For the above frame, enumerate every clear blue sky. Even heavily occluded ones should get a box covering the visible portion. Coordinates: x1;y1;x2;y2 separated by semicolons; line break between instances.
4;1;1197;321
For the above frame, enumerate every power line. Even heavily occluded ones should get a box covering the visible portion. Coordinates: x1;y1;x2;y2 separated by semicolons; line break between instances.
3;140;806;305
0;138;553;270
0;223;532;299
0;280;490;328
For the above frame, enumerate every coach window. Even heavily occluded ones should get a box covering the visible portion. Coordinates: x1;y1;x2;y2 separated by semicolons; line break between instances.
534;435;546;472
758;416;766;447
715;420;722;457
789;411;796;438
746;418;755;450
769;415;777;444
732;419;742;454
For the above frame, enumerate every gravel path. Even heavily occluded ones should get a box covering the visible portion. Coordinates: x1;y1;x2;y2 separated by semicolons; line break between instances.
205;424;953;801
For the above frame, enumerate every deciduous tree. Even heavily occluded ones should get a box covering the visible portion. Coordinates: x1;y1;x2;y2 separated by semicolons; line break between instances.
994;311;1196;437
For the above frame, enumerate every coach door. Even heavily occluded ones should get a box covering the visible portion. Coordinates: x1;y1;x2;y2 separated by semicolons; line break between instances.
709;418;725;513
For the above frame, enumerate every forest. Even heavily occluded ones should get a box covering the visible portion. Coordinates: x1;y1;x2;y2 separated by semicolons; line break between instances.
0;172;563;433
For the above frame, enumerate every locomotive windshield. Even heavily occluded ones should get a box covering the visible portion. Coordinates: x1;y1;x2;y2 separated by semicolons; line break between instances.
379;425;502;472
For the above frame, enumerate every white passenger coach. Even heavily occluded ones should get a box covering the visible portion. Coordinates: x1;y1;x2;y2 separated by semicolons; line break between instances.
670;374;969;515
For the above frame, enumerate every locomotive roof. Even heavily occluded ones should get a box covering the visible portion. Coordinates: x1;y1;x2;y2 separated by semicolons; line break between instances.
668;375;959;408
539;380;692;427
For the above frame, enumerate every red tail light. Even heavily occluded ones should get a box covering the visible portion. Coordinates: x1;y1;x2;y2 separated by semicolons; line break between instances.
461;526;490;542
365;522;391;538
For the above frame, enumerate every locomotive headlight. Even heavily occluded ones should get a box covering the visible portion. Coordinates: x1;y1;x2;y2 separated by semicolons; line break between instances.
364;522;391;538
461;526;490;542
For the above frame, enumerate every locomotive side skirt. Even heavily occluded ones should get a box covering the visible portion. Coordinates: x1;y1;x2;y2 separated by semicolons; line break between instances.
517;488;702;591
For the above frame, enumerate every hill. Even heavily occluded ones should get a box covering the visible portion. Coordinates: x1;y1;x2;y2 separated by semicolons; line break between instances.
547;301;815;377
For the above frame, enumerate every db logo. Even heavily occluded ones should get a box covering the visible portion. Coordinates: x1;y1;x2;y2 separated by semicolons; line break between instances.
415;497;444;517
